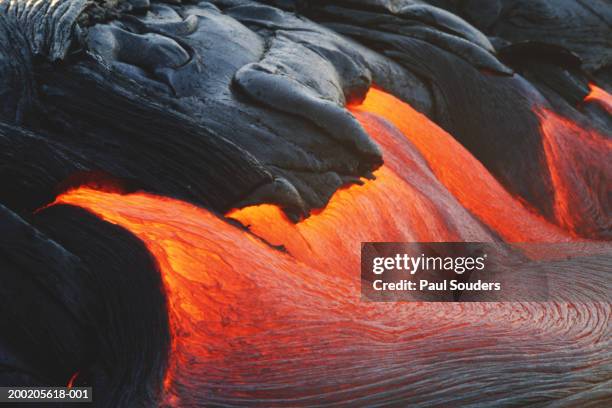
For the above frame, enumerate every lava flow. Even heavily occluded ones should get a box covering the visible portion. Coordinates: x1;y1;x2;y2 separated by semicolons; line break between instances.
584;83;612;114
51;88;609;406
230;88;573;250
538;107;612;238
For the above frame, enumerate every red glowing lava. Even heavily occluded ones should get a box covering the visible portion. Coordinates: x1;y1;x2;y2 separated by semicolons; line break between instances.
50;88;609;405
584;83;612;114
56;187;457;404
66;371;79;388
230;88;572;246
538;107;612;238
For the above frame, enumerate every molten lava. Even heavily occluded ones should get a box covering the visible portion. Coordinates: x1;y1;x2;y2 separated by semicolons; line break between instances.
55;186;493;404
231;88;572;246
538;107;612;238
51;88;609;405
66;371;79;388
584;83;612;114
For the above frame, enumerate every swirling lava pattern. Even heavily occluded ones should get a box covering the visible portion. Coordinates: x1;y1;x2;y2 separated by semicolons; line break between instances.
55;89;610;406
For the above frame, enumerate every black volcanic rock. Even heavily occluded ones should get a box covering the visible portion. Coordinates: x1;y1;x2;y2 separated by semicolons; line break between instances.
1;1;610;223
0;204;169;407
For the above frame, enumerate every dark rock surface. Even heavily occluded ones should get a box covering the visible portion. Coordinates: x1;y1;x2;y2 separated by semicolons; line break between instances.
2;0;609;222
0;204;169;407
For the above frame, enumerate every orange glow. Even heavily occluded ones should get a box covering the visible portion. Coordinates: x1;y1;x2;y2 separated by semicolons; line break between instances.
584;83;612;114
538;108;612;237
66;371;79;388
227;166;487;276
52;187;548;405
50;87;607;404
353;88;573;242
54;188;393;403
230;88;571;248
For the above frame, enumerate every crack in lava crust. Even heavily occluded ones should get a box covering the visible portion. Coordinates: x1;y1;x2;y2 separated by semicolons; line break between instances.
53;89;610;406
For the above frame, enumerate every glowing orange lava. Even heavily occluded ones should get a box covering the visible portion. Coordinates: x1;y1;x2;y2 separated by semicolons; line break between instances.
538;108;612;237
50;88;609;405
231;88;572;245
227;165;495;276
53;186;563;406
54;187;482;404
66;371;79;388
584;83;612;114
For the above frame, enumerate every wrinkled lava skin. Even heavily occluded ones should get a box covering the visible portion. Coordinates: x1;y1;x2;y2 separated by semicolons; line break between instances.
56;91;609;405
0;1;611;407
